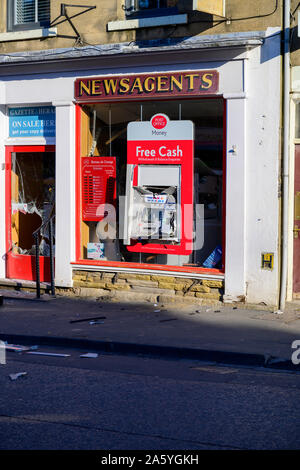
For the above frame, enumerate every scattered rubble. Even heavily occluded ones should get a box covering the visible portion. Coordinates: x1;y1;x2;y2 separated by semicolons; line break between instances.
26;351;70;357
80;353;99;358
9;372;27;381
159;318;177;322
4;343;38;353
70;316;106;324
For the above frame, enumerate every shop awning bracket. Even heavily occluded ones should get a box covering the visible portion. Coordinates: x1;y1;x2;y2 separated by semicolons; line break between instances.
50;3;97;45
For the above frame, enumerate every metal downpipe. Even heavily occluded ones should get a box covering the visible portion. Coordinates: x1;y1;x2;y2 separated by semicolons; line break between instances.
279;0;290;311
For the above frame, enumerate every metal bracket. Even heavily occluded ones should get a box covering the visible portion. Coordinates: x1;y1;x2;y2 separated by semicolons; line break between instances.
51;3;97;44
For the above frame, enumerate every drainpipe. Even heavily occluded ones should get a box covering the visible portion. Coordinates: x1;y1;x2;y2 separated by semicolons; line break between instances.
279;0;290;312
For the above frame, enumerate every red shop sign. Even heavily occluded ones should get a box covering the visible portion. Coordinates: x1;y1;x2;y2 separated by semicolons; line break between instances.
75;71;219;102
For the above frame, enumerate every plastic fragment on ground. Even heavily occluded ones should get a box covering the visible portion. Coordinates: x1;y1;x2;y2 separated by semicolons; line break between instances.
26;351;70;357
80;353;99;358
9;372;27;381
70;316;106;324
4;343;32;353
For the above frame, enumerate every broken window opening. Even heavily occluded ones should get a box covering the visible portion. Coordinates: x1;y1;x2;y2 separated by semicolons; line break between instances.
11;151;55;256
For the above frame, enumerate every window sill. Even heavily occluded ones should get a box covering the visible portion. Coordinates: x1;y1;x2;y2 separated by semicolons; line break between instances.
71;260;224;278
107;14;188;31
0;27;57;42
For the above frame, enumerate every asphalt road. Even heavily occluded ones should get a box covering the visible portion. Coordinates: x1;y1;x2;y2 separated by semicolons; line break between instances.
0;346;300;453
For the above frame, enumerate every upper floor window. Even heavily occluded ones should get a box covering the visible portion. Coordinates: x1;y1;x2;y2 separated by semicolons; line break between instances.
124;0;178;18
7;0;51;31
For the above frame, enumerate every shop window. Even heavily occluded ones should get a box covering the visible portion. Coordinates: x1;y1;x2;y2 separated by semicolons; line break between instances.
7;0;50;32
123;0;178;18
78;98;224;271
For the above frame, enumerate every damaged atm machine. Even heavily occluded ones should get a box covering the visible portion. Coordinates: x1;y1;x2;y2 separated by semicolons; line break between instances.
123;113;197;265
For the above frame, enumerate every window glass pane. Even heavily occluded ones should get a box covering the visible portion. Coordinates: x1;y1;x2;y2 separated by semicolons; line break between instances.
125;0;177;15
15;0;35;24
38;0;50;22
138;0;177;8
14;0;50;25
79;99;224;270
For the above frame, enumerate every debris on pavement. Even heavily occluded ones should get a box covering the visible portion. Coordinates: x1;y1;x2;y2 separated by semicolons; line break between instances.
80;353;99;358
26;351;71;357
159;318;177;322
9;372;27;381
89;320;105;325
4;343;38;353
70;316;107;324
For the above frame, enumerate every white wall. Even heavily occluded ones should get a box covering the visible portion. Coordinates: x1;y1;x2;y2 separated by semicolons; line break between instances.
3;59;244;105
223;96;246;302
242;32;281;306
53;101;76;287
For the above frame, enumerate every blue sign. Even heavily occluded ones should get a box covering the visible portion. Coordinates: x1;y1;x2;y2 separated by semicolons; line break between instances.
9;106;56;137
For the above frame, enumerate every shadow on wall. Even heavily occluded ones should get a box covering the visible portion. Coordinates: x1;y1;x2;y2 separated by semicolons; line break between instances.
135;11;215;43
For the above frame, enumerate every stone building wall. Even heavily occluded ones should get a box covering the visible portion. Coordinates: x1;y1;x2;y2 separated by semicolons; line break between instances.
71;270;224;305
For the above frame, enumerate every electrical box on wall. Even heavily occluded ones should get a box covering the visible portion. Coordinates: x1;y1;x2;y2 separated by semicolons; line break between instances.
123;114;194;255
81;157;116;221
193;0;225;17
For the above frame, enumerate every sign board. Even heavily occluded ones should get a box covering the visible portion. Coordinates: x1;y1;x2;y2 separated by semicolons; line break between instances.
82;157;116;221
9;106;55;138
75;71;219;102
194;0;225;17
261;252;274;270
127;115;194;166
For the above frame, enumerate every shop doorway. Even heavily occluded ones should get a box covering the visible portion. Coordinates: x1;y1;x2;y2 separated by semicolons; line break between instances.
5;145;55;282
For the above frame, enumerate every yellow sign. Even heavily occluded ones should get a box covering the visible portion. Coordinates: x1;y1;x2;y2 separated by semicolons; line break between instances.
261;253;274;271
194;0;225;17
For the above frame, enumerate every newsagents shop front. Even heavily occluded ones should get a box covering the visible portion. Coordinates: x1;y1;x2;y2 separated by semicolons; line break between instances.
0;30;281;307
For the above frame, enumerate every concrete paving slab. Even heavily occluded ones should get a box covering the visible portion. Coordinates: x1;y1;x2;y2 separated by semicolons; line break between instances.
1;292;300;370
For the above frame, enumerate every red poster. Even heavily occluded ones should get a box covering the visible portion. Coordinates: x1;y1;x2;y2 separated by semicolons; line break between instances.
82;157;116;221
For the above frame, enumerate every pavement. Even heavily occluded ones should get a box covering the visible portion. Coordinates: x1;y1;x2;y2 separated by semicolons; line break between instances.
1;288;300;371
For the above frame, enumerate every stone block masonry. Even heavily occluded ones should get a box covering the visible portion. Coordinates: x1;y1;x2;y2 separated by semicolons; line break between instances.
72;270;224;305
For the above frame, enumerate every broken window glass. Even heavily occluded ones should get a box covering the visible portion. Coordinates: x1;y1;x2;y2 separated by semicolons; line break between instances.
11;151;55;256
